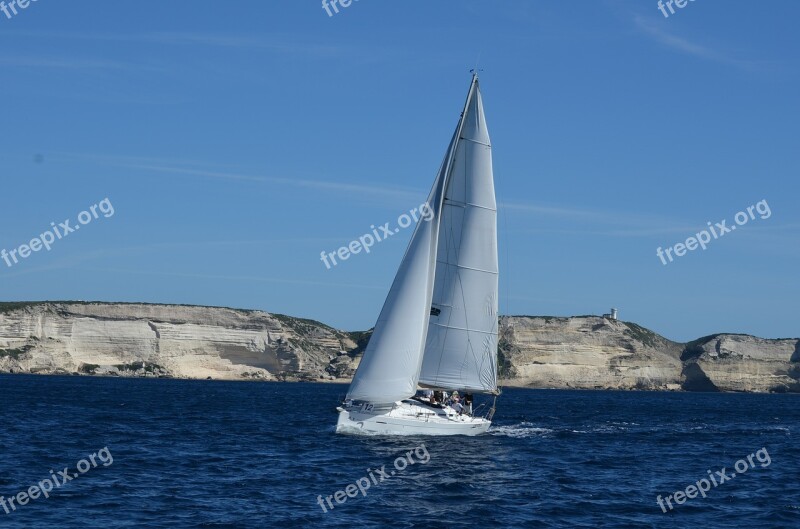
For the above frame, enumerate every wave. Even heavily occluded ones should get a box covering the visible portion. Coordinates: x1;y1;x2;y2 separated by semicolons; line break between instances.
489;422;554;438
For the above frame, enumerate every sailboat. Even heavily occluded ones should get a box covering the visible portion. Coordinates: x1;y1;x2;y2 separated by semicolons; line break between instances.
336;73;499;436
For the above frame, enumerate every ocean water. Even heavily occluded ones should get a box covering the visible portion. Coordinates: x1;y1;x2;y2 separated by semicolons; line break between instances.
0;375;797;528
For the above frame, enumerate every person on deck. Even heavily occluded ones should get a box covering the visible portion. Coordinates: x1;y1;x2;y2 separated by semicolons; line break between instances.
449;391;464;414
464;393;473;415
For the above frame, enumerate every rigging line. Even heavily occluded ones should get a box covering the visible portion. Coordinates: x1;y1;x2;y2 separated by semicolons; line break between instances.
499;171;510;322
434;261;498;275
444;199;496;212
445;201;496;213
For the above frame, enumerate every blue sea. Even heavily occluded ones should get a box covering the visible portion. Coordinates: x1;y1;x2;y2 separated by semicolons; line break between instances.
0;374;797;528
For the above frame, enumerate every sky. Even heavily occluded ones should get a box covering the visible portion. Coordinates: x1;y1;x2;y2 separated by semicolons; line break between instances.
0;0;798;342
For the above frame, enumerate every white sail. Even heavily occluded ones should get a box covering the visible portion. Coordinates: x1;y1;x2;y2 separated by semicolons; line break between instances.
418;76;499;394
344;133;458;404
336;75;498;435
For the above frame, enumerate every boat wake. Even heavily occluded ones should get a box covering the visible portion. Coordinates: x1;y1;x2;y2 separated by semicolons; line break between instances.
489;422;554;438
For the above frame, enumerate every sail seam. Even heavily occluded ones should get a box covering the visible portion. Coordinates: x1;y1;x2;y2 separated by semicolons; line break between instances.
429;322;498;335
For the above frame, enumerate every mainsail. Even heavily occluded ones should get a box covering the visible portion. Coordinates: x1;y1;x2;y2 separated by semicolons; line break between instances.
345;74;497;403
418;76;499;394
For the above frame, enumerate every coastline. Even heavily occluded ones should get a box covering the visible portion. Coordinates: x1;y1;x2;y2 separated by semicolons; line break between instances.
2;302;798;394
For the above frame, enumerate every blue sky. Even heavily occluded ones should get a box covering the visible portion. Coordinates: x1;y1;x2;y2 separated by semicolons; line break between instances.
0;0;798;342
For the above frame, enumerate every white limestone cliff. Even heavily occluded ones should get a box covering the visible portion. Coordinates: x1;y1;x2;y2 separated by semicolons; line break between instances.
1;302;797;393
0;303;355;381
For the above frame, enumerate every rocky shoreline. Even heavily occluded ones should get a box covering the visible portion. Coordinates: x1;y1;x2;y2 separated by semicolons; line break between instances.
1;302;797;393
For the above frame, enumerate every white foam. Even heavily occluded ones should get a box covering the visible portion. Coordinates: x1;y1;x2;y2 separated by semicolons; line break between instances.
489;422;553;438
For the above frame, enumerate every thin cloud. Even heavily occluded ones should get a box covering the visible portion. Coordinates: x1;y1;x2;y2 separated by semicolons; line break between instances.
41;152;745;233
500;199;683;230
633;15;755;69
501;201;616;221
128;163;424;201
50;152;423;202
0;256;385;290
81;268;385;291
1;29;351;58
504;226;699;238
90;157;679;228
0;56;131;70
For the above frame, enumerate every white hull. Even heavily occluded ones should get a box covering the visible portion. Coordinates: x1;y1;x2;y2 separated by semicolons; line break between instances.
336;399;491;436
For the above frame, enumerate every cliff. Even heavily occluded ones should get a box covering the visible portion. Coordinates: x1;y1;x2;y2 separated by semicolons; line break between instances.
681;333;800;393
0;302;358;382
499;316;799;393
498;316;685;391
0;302;797;393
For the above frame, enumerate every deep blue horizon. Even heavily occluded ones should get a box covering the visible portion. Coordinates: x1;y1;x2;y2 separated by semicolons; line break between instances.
1;0;798;343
